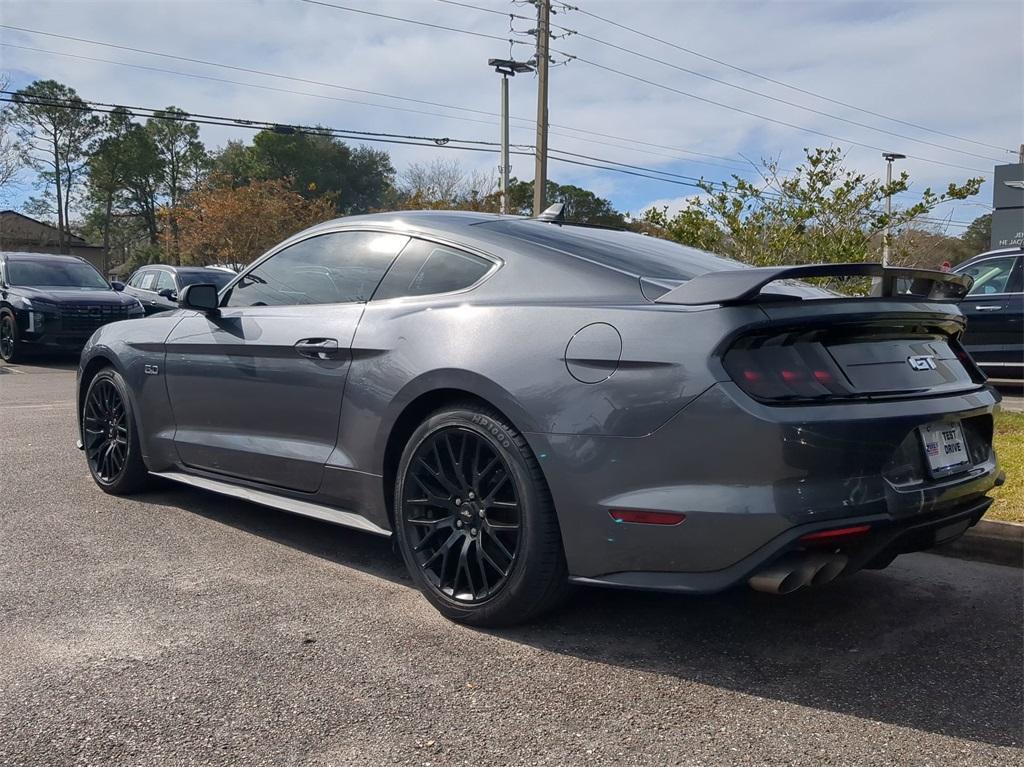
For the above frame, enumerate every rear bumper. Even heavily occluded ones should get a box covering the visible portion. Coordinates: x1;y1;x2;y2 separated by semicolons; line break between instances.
530;382;1002;583
570;494;995;594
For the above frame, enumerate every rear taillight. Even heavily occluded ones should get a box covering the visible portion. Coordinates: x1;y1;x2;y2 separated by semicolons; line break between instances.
724;342;854;401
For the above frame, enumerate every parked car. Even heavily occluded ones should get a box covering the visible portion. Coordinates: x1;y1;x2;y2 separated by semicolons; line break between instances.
76;210;1002;626
123;265;236;315
0;251;144;362
953;247;1023;378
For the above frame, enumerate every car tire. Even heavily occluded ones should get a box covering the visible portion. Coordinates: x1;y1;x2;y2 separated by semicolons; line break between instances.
82;367;151;495
394;403;570;627
0;310;20;363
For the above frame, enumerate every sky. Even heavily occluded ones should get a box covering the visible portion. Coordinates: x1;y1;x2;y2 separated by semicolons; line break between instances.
1;0;1022;231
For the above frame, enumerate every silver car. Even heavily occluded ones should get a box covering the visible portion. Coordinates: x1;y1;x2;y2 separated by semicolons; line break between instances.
77;210;1003;625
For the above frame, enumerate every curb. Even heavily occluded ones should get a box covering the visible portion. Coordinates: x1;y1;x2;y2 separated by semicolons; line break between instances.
934;519;1023;568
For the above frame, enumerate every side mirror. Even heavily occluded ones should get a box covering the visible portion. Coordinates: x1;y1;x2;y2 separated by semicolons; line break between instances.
111;281;125;292
179;283;220;314
157;288;177;300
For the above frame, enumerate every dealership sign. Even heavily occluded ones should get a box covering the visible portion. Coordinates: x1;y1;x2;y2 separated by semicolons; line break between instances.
992;163;1024;249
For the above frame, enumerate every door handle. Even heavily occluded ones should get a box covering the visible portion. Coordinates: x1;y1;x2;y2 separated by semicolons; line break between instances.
294;338;341;359
973;305;1003;311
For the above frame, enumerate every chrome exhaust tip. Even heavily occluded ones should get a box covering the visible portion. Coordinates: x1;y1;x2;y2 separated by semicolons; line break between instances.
810;553;848;586
748;556;814;594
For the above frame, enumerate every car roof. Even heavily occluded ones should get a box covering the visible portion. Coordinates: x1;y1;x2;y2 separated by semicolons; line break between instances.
1;251;89;263
298;210;740;282
956;247;1024;269
134;264;224;272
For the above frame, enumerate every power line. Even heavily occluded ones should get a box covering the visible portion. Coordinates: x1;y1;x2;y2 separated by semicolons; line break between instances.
295;0;528;44
0;92;712;191
558;29;1004;163
2;28;978;206
556;52;992;176
444;0;1003;163
0;23;503;119
563;4;1017;156
288;2;992;174
0;30;765;175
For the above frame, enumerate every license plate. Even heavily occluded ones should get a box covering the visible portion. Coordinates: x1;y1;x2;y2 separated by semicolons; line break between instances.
918;420;970;475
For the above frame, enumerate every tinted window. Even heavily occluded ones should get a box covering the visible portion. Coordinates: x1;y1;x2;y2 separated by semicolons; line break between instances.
375;239;493;300
962;256;1020;295
178;270;233;290
128;270;146;288
154;270;176;292
223;231;409;307
7;259;110;290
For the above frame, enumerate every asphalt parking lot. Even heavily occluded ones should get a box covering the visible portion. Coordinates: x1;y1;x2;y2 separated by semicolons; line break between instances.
1;359;1021;766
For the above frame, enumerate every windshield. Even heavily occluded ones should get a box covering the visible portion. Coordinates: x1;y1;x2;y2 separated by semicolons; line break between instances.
7;259;111;290
178;270;234;290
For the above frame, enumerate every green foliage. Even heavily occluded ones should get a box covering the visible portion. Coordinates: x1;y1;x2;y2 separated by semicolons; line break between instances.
10;80;102;251
506;178;626;226
960;213;992;257
642;148;983;273
210;130;394;214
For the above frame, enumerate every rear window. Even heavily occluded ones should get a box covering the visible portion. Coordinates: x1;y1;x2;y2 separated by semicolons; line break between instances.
486;220;745;280
374;239;493;300
178;270;234;290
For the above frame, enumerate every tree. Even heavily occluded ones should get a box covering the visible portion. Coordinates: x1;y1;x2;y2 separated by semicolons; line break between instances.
394;158;498;211
147;108;209;262
10;80;101;252
165;176;335;266
211;130;394;214
642;147;983;273
86;107;141;269
960;213;992;257
506;178;626;226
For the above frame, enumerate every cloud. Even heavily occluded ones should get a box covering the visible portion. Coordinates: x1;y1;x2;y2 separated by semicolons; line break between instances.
1;0;1019;225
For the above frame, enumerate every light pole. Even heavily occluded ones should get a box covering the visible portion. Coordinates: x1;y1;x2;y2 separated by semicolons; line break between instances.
488;58;533;215
881;152;906;266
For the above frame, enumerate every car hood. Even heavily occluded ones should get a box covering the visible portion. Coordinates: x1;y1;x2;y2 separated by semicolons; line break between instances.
16;287;138;307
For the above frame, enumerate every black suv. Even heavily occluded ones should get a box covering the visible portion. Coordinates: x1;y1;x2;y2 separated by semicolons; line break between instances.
0;251;144;362
123;265;235;315
954;247;1024;378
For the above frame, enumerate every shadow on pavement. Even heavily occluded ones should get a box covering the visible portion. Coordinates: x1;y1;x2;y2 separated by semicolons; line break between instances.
153;482;1022;749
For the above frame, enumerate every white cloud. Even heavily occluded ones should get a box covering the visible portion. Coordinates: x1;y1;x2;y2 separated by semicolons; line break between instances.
0;0;1019;222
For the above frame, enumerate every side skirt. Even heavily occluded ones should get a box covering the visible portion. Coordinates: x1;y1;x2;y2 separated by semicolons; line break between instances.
152;470;392;537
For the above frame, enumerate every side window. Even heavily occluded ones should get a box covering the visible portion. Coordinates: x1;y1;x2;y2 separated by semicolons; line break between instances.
963;257;1018;296
223;231;410;308
138;271;157;291
374;239;495;300
154;271;176;292
1007;257;1023;294
127;271;142;288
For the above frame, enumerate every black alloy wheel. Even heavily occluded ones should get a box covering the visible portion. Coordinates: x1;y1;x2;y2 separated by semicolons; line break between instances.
81;368;150;494
0;313;17;362
83;377;130;484
395;404;569;626
403;426;522;602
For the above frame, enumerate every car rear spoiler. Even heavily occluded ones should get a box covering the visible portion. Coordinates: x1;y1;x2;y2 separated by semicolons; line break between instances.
653;263;973;305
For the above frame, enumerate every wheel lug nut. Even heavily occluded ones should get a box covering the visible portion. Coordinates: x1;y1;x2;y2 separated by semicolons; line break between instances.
470;528;477;536
468;492;475;499
478;509;485;518
455;498;462;506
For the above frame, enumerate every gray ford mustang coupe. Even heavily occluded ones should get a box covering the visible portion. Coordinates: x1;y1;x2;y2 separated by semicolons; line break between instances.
77;209;1003;625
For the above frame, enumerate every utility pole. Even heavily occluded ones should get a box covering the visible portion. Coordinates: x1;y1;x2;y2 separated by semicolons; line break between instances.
489;59;533;215
881;151;906;266
533;0;551;216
